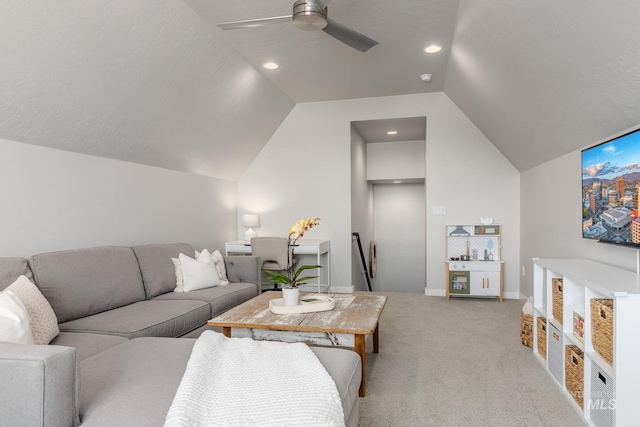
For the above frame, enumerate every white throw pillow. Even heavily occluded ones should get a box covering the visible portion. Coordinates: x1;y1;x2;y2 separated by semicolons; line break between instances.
195;249;230;286
179;249;221;292
211;250;230;286
5;276;59;344
172;257;185;293
0;290;34;344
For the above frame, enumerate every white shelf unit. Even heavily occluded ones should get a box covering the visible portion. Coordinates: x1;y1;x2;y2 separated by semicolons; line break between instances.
533;258;640;427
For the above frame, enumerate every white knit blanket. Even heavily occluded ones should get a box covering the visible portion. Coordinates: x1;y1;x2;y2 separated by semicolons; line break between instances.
164;331;345;427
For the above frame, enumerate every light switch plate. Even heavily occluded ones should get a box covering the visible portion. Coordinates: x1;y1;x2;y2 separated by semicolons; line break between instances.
433;206;446;215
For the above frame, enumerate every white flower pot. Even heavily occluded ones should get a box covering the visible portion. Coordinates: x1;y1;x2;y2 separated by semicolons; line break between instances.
282;287;300;306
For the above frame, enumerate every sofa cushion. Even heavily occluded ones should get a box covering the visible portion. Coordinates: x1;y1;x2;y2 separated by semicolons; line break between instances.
223;256;261;292
153;282;258;317
29;246;146;323
131;243;195;299
79;337;196;427
51;332;128;361
58;300;211;339
5;275;60;345
0;257;33;290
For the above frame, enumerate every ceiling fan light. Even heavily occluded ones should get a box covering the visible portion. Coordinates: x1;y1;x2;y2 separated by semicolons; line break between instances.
292;0;328;31
293;15;327;31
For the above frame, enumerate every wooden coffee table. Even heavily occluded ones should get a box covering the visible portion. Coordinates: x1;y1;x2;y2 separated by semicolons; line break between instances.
208;292;387;397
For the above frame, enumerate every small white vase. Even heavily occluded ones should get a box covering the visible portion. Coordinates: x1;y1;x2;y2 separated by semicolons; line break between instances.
282;287;300;306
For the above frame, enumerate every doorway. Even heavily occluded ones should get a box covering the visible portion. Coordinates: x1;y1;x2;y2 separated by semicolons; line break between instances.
350;117;426;293
372;182;426;292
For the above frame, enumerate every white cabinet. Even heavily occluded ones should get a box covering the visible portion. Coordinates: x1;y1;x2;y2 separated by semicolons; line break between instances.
470;269;501;296
445;224;503;302
533;258;640;427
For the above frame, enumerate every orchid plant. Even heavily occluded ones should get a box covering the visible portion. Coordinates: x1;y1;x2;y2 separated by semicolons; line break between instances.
263;218;322;289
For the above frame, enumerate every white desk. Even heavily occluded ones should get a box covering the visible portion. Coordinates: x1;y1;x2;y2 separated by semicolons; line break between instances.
225;239;331;290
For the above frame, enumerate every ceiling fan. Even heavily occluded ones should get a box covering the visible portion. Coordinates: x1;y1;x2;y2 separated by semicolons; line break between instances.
216;0;378;53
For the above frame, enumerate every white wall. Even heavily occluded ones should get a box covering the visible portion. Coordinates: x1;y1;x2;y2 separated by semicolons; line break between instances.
373;183;426;292
367;140;425;181
520;150;638;298
238;92;521;296
0;138;237;257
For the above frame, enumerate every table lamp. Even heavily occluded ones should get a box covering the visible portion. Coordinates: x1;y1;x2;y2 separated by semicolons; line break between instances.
242;214;260;241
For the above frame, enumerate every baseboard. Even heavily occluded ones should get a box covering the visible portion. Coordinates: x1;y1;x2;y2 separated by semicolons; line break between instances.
424;289;523;300
503;291;522;300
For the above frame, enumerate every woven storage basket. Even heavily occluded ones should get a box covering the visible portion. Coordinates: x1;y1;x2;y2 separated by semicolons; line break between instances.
537;316;547;359
565;345;584;409
521;312;533;347
552;278;563;324
591;298;614;366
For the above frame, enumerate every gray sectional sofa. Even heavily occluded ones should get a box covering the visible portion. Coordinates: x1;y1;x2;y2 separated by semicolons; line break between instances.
0;243;362;427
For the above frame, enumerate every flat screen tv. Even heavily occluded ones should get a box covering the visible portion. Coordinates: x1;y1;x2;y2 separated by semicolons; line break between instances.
582;127;640;247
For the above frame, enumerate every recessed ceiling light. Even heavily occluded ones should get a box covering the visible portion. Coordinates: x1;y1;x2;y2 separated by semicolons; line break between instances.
424;45;441;53
263;62;279;69
393;180;402;184
387;131;398;135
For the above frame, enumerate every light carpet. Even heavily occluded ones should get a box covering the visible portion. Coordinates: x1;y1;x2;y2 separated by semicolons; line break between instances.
357;292;584;427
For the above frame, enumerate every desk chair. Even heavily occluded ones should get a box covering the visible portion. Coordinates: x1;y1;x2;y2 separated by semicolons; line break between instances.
251;237;296;291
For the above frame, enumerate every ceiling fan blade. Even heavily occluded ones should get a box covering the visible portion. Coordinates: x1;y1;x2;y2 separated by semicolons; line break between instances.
322;18;378;52
217;15;291;30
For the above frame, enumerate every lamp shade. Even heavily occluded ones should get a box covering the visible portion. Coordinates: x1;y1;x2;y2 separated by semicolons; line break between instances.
242;214;260;228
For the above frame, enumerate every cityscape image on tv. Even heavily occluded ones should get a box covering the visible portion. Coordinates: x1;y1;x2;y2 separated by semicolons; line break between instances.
582;129;640;245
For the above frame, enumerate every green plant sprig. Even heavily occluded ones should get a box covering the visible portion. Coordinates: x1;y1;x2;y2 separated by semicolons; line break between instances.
263;264;322;289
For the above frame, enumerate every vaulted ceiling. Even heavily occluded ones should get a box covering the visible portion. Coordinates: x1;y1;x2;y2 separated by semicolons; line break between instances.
2;0;640;179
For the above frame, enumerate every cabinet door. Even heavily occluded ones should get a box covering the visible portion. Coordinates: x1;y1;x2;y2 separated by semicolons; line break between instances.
484;270;501;296
470;271;487;295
